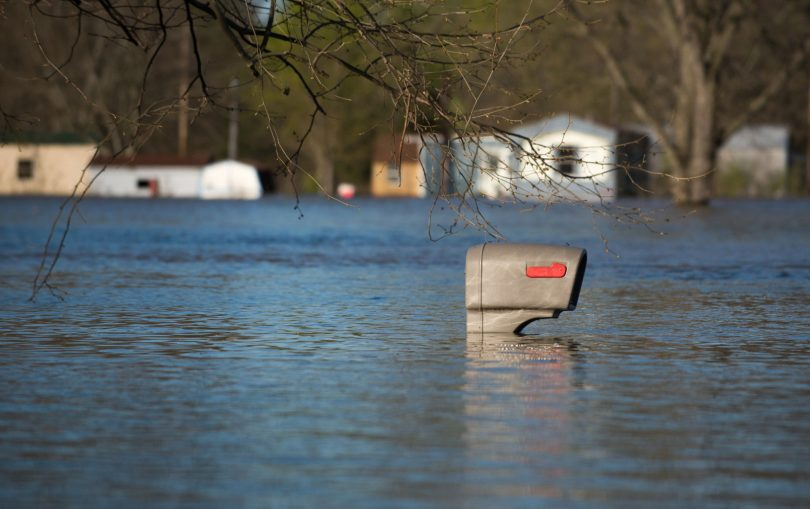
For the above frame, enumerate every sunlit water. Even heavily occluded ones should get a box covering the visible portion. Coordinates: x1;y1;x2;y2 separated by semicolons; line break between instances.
1;196;809;508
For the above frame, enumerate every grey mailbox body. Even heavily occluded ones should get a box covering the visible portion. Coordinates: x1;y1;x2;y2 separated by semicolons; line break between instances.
465;243;587;334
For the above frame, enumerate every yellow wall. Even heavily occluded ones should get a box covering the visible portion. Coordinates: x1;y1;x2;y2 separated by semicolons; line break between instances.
370;160;425;197
0;143;96;195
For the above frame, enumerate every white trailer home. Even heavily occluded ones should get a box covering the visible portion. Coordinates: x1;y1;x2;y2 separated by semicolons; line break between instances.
452;115;620;203
88;155;210;198
88;156;262;199
512;115;618;203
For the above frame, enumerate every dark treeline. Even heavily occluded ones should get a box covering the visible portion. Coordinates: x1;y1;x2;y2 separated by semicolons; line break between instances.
1;1;808;203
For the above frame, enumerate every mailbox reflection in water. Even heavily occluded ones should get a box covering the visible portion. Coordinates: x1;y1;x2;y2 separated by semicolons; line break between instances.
465;243;587;334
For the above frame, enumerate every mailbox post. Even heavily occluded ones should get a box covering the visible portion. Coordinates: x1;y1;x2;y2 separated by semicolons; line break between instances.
466;243;587;334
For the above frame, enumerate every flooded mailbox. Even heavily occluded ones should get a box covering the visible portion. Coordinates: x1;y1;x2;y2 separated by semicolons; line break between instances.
466;243;587;334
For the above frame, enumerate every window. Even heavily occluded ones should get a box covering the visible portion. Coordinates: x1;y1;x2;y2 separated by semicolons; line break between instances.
386;164;400;185
17;159;33;180
486;154;499;174
556;146;577;175
137;178;159;197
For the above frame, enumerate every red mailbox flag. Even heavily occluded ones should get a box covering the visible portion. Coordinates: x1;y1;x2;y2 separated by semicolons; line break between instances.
526;263;567;278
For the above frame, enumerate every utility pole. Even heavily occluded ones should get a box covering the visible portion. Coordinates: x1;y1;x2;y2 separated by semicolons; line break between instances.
806;78;810;195
177;29;191;157
437;93;455;196
228;78;239;160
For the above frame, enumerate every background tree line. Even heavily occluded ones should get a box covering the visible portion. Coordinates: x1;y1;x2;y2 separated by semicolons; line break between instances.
1;0;808;205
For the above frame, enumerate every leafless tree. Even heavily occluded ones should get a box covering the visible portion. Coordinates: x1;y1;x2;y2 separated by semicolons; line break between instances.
565;0;810;205
7;0;660;300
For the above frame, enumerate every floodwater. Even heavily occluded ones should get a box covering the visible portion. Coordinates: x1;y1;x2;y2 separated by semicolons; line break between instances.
0;196;809;508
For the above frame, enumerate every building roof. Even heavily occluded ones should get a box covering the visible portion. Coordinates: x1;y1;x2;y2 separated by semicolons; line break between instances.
91;153;212;167
722;124;789;150
514;114;617;143
373;135;421;163
0;132;97;145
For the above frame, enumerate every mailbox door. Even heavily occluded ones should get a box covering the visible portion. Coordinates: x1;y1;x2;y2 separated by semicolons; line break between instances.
468;243;585;313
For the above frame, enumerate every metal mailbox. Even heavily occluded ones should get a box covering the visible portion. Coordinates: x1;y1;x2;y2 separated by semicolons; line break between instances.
465;243;587;334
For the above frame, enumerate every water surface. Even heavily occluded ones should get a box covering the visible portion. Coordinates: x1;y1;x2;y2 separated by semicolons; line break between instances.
1;197;809;508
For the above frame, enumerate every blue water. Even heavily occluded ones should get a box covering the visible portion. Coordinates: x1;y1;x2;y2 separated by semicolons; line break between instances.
1;196;809;508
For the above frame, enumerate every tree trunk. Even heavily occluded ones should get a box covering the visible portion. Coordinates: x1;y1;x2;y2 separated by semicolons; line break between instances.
309;117;335;195
669;11;715;206
177;29;191;157
672;155;713;206
672;81;715;206
806;78;810;195
437;94;455;196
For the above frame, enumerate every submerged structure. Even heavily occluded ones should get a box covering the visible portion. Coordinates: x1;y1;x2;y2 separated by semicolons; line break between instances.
369;134;446;198
0;134;96;196
466;243;587;334
199;160;263;200
453;115;622;203
88;156;262;200
371;114;652;202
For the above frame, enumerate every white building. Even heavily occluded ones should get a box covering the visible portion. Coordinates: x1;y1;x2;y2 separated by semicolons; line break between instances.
716;124;789;195
199;160;263;200
453;115;619;203
513;115;618;203
88;156;262;199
